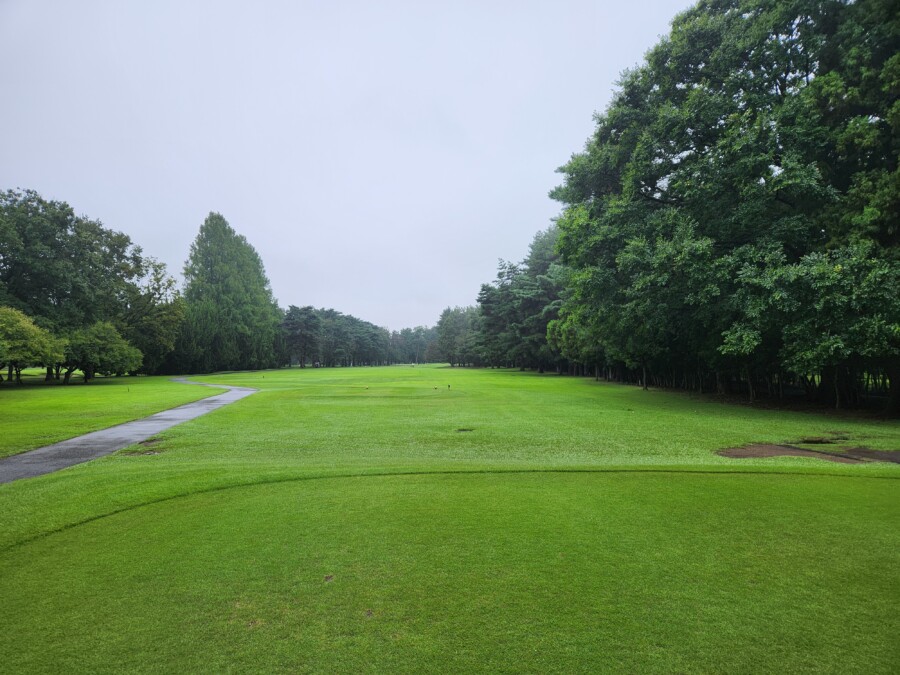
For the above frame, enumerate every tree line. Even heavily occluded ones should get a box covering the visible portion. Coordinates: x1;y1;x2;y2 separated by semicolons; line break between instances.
0;198;438;383
433;0;898;412
5;0;897;412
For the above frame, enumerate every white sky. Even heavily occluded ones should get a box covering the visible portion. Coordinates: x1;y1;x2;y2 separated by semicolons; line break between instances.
1;0;693;330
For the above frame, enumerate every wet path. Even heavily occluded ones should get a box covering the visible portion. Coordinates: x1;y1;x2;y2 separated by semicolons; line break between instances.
0;380;257;484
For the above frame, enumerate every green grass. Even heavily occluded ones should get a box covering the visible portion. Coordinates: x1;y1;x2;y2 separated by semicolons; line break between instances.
1;365;898;672
0;373;219;458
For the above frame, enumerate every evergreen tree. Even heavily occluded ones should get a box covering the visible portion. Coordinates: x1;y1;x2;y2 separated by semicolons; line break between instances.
436;306;481;366
282;305;321;367
177;213;281;373
550;0;899;408
477;226;566;371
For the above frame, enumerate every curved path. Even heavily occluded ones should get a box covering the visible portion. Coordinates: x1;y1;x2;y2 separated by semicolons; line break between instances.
0;380;257;485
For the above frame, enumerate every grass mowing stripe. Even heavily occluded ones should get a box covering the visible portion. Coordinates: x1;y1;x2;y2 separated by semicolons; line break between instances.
1;467;897;555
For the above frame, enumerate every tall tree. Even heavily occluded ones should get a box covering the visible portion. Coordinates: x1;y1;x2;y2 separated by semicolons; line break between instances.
436;306;481;366
282;305;321;367
177;213;281;373
119;259;185;374
390;326;436;364
477;226;566;371
0;189;144;332
550;0;899;408
0;306;62;384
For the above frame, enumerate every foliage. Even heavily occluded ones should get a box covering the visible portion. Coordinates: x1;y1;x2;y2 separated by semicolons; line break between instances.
176;213;281;373
0;190;182;378
0;191;440;379
314;308;390;367
63;322;142;383
0;189;144;332
280;306;423;368
547;0;899;409
119;259;185;375
0;307;62;384
435;306;481;366
390;325;438;364
477;226;567;371
282;305;321;367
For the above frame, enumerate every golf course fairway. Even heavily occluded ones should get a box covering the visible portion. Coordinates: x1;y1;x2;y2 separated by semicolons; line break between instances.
1;365;897;673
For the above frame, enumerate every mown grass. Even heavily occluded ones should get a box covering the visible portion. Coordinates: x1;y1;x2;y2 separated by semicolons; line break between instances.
0;365;898;672
0;373;218;458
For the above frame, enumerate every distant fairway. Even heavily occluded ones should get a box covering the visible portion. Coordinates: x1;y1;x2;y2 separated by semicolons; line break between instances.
1;365;897;672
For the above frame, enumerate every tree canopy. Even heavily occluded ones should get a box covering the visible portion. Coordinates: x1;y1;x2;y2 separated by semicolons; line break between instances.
0;306;61;384
540;0;899;409
477;226;567;371
174;213;282;373
0;189;144;332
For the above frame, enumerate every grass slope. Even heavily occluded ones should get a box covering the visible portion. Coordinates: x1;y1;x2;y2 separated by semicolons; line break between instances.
0;365;897;673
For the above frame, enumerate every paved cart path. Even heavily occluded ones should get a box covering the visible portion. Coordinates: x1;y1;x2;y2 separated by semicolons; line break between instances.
0;379;257;484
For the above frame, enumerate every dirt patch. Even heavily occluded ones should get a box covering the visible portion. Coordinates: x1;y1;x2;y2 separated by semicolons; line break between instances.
839;447;900;464
791;432;851;445
719;444;862;463
456;428;474;433
120;437;165;456
719;444;900;464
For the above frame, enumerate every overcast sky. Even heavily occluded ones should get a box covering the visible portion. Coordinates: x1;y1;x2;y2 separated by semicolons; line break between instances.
2;0;692;330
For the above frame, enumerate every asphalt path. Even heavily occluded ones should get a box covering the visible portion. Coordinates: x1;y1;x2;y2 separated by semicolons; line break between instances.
0;379;257;484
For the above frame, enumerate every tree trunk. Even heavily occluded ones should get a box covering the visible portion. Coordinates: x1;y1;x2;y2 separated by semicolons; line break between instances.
642;365;648;391
887;363;900;416
834;368;841;410
45;366;54;382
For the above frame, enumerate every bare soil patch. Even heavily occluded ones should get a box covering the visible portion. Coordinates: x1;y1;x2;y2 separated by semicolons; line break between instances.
122;437;165;455
839;447;900;464
719;444;900;464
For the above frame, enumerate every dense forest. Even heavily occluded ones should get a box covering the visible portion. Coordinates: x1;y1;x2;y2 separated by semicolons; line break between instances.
441;0;898;412
1;0;897;412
